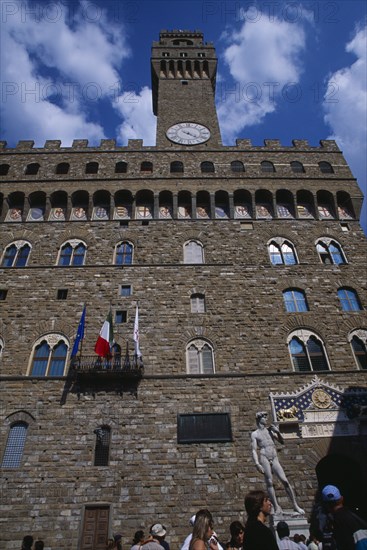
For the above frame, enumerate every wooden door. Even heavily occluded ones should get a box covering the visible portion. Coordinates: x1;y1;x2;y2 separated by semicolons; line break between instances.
80;506;109;550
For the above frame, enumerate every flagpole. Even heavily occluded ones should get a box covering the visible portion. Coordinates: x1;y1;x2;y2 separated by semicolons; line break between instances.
133;301;142;366
79;303;86;361
71;304;86;368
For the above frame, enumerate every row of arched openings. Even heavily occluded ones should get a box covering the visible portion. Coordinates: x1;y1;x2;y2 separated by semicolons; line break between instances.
1;189;355;223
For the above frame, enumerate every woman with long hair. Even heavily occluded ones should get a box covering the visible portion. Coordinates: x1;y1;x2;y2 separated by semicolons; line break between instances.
189;509;218;550
131;530;145;550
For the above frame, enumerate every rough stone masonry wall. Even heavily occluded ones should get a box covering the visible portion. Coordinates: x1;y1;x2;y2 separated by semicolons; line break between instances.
0;141;366;549
1;373;366;549
0;218;367;375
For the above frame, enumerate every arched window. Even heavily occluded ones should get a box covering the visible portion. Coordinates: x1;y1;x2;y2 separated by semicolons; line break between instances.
1;422;28;468
201;161;215;173
115;161;128;174
288;330;330;372
56;162;70;175
191;293;206;313
261;161;275;173
319;161;334;174
94;426;111;466
30;336;69;376
0;164;10;176
58;241;86;266
186;339;214;374
141;161;153;173
170;161;184;173
184;240;204;264
290;161;305;173
268;239;298;265
283;289;309;312
348;331;367;370
85;162;99;174
115;242;133;265
25;163;40;175
231;161;245;173
1;241;31;267
316;239;346;265
337;288;362;311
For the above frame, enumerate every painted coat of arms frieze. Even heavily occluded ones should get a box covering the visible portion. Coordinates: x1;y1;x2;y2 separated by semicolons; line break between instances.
270;376;367;439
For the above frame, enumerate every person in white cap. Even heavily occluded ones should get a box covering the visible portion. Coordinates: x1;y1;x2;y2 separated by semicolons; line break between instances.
141;524;165;550
153;524;170;550
321;484;367;550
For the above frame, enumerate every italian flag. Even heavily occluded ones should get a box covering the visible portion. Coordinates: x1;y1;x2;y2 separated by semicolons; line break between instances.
94;310;114;358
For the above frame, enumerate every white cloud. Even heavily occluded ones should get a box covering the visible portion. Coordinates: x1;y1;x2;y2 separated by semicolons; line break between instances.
323;25;367;231
217;11;307;143
114;87;157;145
0;0;129;146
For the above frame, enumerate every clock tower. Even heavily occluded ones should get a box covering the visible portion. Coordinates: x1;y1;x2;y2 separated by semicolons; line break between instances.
151;30;222;148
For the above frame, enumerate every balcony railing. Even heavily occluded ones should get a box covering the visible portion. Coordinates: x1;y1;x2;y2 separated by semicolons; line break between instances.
70;353;144;379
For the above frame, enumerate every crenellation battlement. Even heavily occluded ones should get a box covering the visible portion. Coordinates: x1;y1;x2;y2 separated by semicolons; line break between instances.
44;140;61;149
72;139;89;149
15;140;35;150
0;138;341;153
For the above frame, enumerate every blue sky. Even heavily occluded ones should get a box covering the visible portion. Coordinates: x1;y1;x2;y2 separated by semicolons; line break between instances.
1;0;366;232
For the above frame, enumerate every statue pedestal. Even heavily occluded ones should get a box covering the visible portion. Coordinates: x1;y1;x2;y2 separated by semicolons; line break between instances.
270;510;310;538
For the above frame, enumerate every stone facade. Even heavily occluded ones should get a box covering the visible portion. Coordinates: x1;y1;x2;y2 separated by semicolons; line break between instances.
0;30;367;550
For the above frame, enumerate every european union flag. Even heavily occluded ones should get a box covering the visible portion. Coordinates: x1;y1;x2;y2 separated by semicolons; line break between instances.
71;305;86;357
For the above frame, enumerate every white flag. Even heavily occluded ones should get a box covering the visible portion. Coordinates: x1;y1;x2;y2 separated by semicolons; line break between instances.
133;304;142;357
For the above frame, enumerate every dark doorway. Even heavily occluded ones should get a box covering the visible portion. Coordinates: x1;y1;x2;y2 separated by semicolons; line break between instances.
316;453;366;518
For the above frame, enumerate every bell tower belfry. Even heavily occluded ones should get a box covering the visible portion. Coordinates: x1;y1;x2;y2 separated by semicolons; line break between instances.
151;30;222;148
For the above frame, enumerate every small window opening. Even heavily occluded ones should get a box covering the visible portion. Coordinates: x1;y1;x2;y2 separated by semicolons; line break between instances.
57;289;68;300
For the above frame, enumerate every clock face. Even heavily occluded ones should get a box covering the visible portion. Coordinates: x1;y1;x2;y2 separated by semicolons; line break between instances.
166;122;211;145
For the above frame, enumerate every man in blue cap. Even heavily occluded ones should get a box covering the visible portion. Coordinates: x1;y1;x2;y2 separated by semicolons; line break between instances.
321;484;367;550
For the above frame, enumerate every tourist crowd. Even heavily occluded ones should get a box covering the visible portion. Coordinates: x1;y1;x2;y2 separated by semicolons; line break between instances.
20;484;367;550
